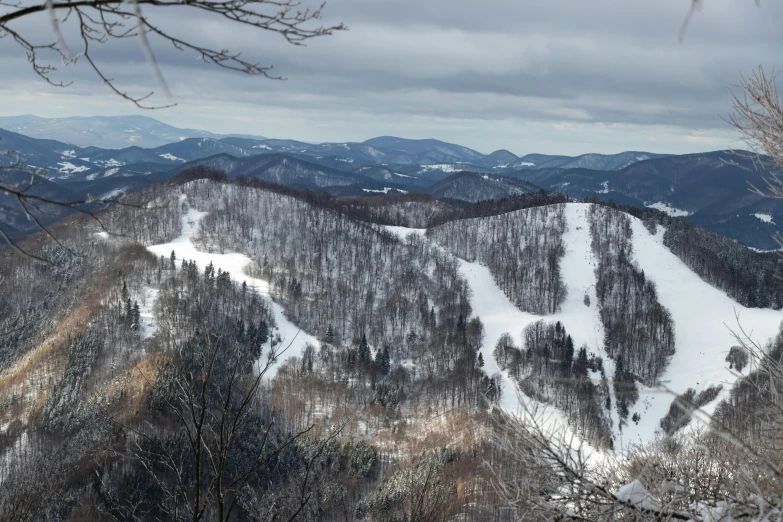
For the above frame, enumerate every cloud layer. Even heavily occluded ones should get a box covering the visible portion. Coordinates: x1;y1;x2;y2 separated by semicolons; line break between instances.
0;0;779;154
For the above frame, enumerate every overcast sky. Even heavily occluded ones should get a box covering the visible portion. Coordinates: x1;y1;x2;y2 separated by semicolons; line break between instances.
0;0;780;155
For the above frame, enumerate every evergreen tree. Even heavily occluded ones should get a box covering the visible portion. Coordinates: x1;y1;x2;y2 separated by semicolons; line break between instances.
132;302;140;331
375;345;391;375
170;250;176;270
358;333;371;367
477;352;485;368
324;324;335;345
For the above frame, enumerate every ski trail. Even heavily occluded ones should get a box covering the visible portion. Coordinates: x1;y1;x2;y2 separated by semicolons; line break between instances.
147;203;320;379
621;218;783;445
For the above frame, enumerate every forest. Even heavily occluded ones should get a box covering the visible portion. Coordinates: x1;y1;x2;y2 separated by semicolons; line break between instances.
2;170;783;520
588;205;675;387
427;204;567;315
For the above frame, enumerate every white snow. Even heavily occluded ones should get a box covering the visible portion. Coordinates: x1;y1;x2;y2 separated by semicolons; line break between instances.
362;187;407;195
147;202;320;379
100;188;127;200
754;213;775;224
89;167;121;181
619;217;783;447
598;181;610;194
381;225;426;240
253;144;272;150
414;203;783;451
646;202;691;217
57;161;89;174
454;204;615;446
159;153;185;162
615;480;660;511
99;158;125;167
418;164;459;173
519;162;535;167
60;149;76;158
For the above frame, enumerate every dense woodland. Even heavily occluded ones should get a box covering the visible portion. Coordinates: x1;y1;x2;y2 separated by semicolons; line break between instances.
4;170;783;520
588;205;675;388
427;204;567;315
591;199;783;309
494;321;613;447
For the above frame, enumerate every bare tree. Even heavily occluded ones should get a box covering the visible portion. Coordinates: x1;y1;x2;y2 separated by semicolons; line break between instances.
98;328;342;521
0;0;345;109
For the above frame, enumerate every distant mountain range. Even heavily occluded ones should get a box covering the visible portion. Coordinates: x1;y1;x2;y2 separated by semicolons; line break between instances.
1;120;779;249
0;115;268;149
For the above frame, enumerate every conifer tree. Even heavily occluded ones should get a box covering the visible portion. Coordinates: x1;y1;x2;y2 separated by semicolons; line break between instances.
358;333;371;367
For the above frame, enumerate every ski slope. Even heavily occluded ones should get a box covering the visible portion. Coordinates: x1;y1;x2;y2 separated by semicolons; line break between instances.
412;203;783;449
620;215;783;446
147;200;320;378
453;205;617;444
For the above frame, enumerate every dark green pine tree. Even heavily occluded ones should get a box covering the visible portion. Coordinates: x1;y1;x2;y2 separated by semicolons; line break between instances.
204;261;215;285
170;250;177;270
132;302;141;331
124;298;133;326
324;324;335;345
562;335;575;370
573;346;589;376
477;352;485;368
375;345;391;375
257;320;269;346
358;333;371;367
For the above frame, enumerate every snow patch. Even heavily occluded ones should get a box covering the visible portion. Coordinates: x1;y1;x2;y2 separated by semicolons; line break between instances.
615;481;660;511
362;187;407;195
646;202;691;217
57;162;89;174
381;225;426;240
159;153;185;162
754;213;775;224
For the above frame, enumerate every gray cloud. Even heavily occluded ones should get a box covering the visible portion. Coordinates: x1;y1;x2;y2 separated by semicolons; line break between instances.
0;0;779;154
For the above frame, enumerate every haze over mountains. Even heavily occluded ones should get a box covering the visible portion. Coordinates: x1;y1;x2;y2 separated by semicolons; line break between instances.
0;116;780;250
0;115;269;149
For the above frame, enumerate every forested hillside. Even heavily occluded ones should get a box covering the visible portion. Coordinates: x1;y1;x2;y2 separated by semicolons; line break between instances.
428;205;567;315
3;171;783;521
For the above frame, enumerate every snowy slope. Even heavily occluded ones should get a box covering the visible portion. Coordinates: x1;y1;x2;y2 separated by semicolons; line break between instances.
453;205;617;444
147;201;320;378
395;203;783;451
619;217;783;447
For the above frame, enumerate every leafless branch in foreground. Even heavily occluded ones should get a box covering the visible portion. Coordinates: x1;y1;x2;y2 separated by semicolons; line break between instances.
0;0;346;109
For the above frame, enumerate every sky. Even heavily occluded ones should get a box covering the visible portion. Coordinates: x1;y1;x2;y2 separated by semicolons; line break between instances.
0;0;781;155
